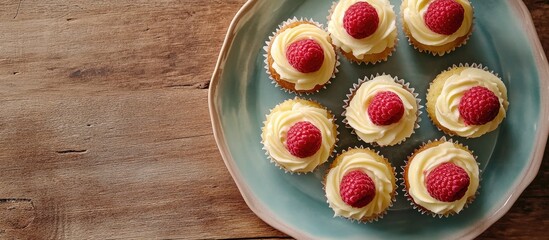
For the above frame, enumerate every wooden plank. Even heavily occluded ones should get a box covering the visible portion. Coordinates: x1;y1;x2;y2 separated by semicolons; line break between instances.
0;0;282;238
0;0;546;239
0;0;245;96
0;89;284;239
523;0;549;56
477;197;549;239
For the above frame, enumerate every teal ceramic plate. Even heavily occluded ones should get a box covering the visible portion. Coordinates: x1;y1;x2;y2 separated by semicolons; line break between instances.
209;0;549;239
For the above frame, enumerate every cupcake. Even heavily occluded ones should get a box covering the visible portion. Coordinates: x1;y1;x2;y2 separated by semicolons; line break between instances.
327;0;398;64
265;18;338;94
401;0;473;56
343;74;420;146
426;64;509;138
325;147;396;222
261;98;338;173
403;138;479;216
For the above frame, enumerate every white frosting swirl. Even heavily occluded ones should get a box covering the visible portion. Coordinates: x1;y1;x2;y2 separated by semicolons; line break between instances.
271;23;337;91
402;0;473;46
262;100;336;172
407;142;479;214
328;0;397;58
346;75;418;146
326;149;395;220
435;67;508;138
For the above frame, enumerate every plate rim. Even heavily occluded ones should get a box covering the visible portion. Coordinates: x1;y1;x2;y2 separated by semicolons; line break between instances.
208;0;549;239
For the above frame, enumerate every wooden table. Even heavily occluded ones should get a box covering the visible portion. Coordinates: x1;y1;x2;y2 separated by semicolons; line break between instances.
0;1;546;239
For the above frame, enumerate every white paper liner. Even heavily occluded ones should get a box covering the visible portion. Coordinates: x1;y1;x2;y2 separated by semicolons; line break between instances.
426;63;507;138
326;1;398;64
341;73;423;147
261;97;340;174
400;136;482;217
263;17;340;95
322;146;398;223
405;27;472;57
401;2;475;56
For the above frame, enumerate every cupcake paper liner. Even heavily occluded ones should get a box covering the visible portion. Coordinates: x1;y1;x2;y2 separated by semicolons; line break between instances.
261;97;340;175
327;1;398;64
404;27;472;57
322;146;398;223
263;17;340;95
399;136;481;217
342;39;398;65
326;0;337;23
342;73;423;147
400;2;475;57
426;62;505;138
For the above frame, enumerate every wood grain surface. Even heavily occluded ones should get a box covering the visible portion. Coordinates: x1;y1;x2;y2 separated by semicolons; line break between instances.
0;0;546;239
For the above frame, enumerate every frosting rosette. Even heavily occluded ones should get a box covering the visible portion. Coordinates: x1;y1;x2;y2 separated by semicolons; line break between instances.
428;64;509;138
344;74;420;146
328;0;397;62
401;0;473;46
404;139;479;216
401;0;474;55
262;98;337;173
325;148;396;221
266;18;338;92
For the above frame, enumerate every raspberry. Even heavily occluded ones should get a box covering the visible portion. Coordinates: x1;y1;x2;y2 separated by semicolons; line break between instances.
424;0;465;35
286;39;324;73
340;170;376;208
285;121;322;158
343;2;379;39
426;163;470;202
367;91;405;126
458;86;500;125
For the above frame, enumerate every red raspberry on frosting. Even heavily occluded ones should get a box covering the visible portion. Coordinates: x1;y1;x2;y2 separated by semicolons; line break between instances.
367;91;405;126
426;162;470;202
285;121;322;158
286;39;325;73
458;86;500;125
340;170;376;208
343;2;379;39
424;0;465;35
